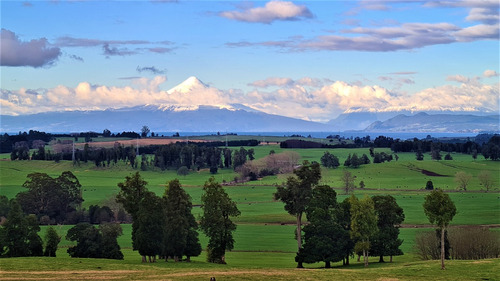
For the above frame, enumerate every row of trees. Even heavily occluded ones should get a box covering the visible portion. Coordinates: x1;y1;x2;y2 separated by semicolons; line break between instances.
115;173;240;263
274;161;405;268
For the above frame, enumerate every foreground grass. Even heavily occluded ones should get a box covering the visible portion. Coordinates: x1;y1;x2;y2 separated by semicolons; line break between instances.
1;250;498;281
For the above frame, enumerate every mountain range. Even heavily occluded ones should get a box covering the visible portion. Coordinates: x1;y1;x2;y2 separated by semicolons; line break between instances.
1;77;498;134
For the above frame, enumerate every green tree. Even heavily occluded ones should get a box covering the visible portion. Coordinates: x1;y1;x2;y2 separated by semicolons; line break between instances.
44;226;61;257
349;195;378;267
116;172;148;252
425;180;434;190
2;200;29;257
200;177;240;264
177;166;189;177
66;223;102;258
135;192;165;263
320;151;340;168
299;185;350;268
274;161;321;268
100;223;124;260
370;195;405;262
26;214;43;256
163;179;201;262
423;189;457;270
17;171;83;223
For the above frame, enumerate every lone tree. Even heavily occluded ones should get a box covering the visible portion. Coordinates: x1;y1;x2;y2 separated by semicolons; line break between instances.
478;171;493;192
423;189;457;270
341;170;356;195
425;180;434;190
349;195;378;267
454;171;472;191
200;177;240;264
320;151;340;168
274;161;321;268
141;125;150;138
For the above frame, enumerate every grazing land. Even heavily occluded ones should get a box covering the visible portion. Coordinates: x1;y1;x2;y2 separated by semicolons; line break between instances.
0;141;499;280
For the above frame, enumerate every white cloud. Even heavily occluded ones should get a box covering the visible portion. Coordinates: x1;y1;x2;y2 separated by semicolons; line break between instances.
484;69;499;77
1;74;498;122
219;0;313;24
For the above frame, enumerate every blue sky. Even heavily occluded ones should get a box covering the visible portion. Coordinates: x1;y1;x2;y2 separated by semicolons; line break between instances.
1;0;499;122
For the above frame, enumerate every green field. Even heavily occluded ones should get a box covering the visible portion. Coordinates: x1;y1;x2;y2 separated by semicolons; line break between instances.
1;144;499;280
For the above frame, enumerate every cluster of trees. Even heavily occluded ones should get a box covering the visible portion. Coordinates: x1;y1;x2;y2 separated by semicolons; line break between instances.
16;172;84;224
344;153;370;168
0;199;61;257
320;150;393;170
236;151;300;181
275;161;405;268
115;173;240;263
66;223;124;259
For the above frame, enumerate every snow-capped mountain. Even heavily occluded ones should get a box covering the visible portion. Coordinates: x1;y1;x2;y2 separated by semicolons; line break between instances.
167;76;209;94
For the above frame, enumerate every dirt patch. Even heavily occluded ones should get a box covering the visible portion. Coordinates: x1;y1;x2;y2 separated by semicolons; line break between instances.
421;169;448;177
377;278;400;281
470;260;493;264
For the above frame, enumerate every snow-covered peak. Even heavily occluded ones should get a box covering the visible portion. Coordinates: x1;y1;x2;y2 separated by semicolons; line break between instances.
167;76;209;94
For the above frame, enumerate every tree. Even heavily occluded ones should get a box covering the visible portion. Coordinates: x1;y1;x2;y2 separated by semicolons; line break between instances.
370;195;405;263
116;172;148;252
423;189;457;270
200;177;240;264
274;161;321;268
416;149;424;161
341;170;355;195
478;170;493;192
320;151;340;168
44;226;61;257
66;223;102;258
135;192;165;262
454;171;472;191
444;153;453;160
141;125;150;138
26;214;43;256
299;185;351;268
17;171;83;223
425;180;434;190
177;166;189;177
349;195;378;267
103;129;111;137
100;223;124;260
163;179;201;262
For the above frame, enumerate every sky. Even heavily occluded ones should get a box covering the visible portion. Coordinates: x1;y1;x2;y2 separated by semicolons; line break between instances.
1;0;499;122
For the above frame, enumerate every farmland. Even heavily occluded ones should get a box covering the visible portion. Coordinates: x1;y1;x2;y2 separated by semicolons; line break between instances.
0;141;499;280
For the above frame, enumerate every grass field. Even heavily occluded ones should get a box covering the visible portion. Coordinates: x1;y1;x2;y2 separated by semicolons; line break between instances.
1;143;499;280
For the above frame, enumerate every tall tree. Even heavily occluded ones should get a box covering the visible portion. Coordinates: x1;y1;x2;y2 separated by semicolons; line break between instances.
349;195;378;267
2;200;29;257
135;192;165;263
274;161;321;268
423;189;457;270
478;170;493;192
370;195;405;262
341;170;355;195
116;172;148;252
200;177;240;264
454;171;472;191
100;223;124;260
163;179;201;262
299;185;351;268
44;226;61;257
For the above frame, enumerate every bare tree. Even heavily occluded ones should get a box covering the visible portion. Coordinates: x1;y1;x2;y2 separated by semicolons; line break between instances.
454;171;472;191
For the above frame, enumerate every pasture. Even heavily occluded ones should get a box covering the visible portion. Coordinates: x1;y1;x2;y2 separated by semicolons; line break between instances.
0;143;499;280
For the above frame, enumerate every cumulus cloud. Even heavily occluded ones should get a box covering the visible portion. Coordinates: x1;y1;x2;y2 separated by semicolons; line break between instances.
1;74;498;122
0;29;61;67
483;69;499;77
219;0;313;24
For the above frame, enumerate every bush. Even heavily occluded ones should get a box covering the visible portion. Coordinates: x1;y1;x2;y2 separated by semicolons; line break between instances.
448;228;500;259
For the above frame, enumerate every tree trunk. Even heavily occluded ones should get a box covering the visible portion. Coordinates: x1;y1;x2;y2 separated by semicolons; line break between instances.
297;261;304;268
441;227;446;270
390;255;393;263
174;255;179;262
357;255;360;262
342;258;345;266
364;250;369;267
379;255;385;263
325;261;331;268
345;255;350;265
148;256;152;263
142;255;146;263
186;256;191;262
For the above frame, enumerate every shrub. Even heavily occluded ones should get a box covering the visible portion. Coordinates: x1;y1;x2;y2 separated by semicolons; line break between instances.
448;228;500;260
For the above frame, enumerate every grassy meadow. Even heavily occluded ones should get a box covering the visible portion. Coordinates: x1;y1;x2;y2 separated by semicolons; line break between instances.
0;143;499;280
